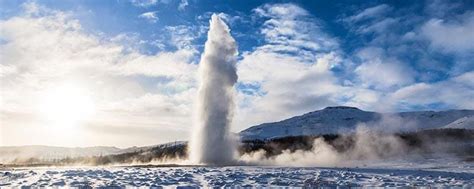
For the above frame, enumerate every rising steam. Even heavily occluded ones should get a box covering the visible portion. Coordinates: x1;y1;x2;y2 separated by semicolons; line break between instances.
239;114;466;167
239;125;410;167
189;14;238;165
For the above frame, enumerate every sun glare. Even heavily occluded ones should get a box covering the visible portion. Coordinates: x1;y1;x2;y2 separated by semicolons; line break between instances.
39;84;96;127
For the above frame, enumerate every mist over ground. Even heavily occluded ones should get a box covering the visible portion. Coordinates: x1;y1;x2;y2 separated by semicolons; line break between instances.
2;128;472;167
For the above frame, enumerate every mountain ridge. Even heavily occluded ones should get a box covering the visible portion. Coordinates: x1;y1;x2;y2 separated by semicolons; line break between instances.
239;106;474;140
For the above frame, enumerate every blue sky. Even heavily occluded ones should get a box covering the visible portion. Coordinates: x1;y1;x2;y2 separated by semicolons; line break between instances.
0;0;473;147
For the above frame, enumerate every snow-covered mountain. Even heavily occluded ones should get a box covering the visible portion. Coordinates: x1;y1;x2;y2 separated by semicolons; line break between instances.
239;106;474;140
443;115;474;129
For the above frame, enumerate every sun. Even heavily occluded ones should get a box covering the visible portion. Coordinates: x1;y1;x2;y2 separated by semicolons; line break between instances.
39;84;96;128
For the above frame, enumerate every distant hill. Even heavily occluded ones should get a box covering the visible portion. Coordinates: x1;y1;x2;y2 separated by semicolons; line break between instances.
0;141;190;164
239;106;474;140
443;115;474;129
0;141;186;165
0;145;122;163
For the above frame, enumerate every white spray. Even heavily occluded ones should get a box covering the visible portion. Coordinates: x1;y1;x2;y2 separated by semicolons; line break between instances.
189;14;238;165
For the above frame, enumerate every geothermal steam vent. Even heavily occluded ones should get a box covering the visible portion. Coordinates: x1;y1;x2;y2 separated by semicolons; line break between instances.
189;14;238;165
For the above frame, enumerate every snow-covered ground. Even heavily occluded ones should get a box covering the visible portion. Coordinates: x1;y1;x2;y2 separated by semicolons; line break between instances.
2;160;473;188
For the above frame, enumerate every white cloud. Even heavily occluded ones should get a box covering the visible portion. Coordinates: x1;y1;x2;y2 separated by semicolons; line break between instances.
116;50;197;78
356;17;399;34
390;71;474;110
165;25;200;50
425;0;463;18
236;51;344;129
178;0;188;11
21;1;41;15
354;47;415;90
253;3;308;19
216;3;474;131
421;12;474;53
342;4;401;38
236;3;345;127
130;0;159;7
341;88;382;111
139;11;159;23
346;4;392;22
0;2;197;147
338;2;474;112
252;3;338;63
131;0;184;8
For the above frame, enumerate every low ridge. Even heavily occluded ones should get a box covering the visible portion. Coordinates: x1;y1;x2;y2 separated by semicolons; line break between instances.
239;106;474;140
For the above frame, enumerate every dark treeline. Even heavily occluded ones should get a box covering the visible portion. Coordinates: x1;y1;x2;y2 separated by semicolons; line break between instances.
240;128;474;158
4;128;473;166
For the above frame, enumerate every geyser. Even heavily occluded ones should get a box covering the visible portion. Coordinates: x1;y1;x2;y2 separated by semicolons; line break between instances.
189;14;238;165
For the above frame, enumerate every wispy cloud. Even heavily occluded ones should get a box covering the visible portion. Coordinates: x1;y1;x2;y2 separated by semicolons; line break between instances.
252;3;339;63
390;71;474;110
130;0;159;7
235;3;344;127
178;0;188;11
421;14;474;53
165;25;200;50
354;47;415;90
345;4;392;23
139;11;159;23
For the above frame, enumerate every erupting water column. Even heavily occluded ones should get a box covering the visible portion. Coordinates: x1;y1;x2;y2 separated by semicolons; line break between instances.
189;14;238;165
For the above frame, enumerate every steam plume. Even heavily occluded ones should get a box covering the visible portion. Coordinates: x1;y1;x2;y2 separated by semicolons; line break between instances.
189;14;238;165
239;126;409;167
239;117;417;167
